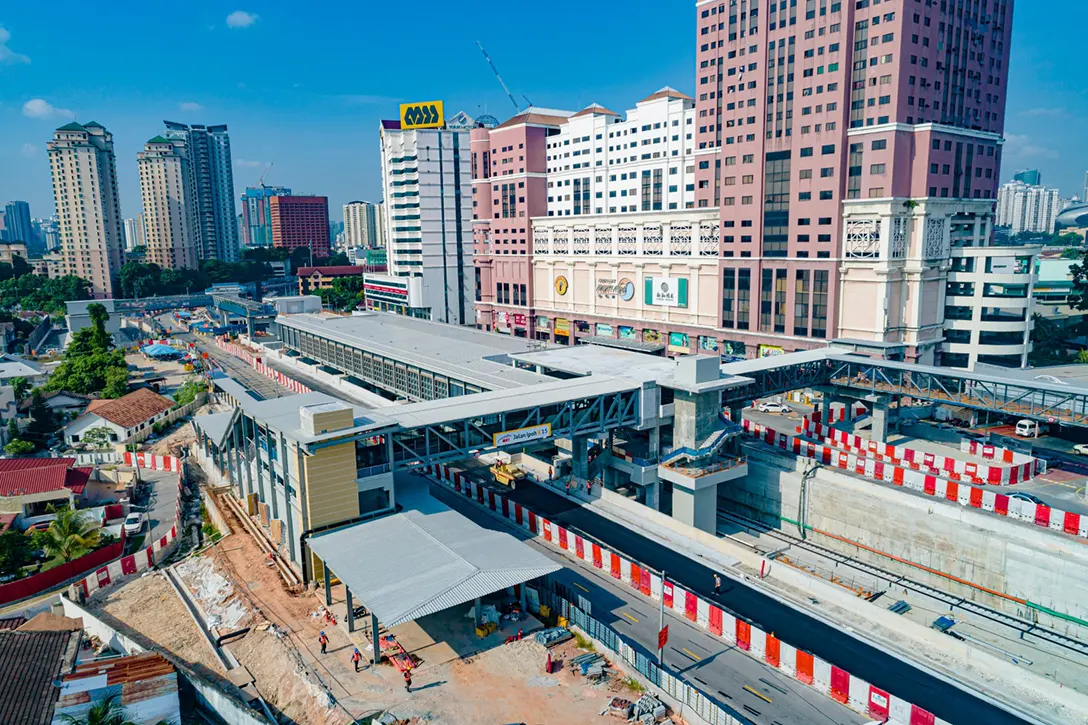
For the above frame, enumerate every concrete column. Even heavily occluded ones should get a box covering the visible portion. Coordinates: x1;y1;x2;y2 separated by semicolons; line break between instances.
372;614;381;664
247;317;255;338
346;588;355;633
572;435;589;482
323;565;332;607
729;404;743;424
473;596;482;628
241;416;254;500
870;401;888;441
279;433;292;546
648;426;661;460
265;427;280;520
519;584;527;610
672;484;717;533
644;479;661;511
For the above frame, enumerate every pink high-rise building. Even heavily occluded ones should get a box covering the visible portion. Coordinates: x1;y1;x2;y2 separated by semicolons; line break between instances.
471;110;572;338
696;0;1014;364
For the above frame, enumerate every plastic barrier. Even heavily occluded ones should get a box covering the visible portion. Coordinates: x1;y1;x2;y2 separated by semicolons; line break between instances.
418;463;949;725
799;417;1043;485
744;418;1087;544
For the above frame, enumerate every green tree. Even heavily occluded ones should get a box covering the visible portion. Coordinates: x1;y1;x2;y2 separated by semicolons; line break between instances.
1029;314;1077;366
172;378;206;407
101;367;130;399
0;274;90;314
43;508;101;564
315;276;366;311
26;388;53;446
87;302;111;351
9;376;29;401
6;418;18;442
1077;350;1088;364
4;438;35;455
0;530;31;577
80;426;115;450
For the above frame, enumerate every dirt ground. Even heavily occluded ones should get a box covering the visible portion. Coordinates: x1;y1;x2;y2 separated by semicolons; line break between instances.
89;572;226;680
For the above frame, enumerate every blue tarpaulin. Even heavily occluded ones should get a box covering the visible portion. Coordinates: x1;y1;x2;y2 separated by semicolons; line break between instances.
142;343;181;358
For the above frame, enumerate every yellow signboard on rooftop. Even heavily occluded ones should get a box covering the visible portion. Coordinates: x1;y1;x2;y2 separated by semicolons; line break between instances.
400;101;445;130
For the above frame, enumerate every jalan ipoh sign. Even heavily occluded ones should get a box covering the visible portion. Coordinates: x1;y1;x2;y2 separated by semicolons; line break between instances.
492;423;553;447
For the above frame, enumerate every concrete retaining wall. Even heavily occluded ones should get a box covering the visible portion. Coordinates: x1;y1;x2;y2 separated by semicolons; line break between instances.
725;446;1088;636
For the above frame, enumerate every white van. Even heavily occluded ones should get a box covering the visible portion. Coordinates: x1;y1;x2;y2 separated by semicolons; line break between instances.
1015;419;1048;437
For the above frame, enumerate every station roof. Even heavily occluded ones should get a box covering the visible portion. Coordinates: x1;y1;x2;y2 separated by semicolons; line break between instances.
227;391;388;445
276;313;551;391
192;410;235;448
309;501;560;627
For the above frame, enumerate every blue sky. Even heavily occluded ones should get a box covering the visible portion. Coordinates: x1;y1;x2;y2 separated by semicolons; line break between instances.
0;1;1084;223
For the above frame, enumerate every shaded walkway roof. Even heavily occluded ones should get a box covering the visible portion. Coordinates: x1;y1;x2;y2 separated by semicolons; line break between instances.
309;504;560;627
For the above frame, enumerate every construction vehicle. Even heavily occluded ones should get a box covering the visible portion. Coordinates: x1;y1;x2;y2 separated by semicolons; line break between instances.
490;462;525;490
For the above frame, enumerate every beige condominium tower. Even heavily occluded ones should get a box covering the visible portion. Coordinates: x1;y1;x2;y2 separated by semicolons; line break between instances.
48;122;124;298
138;136;200;269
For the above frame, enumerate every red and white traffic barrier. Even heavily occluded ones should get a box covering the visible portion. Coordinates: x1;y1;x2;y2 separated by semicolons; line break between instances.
799;418;1043;485
73;455;185;600
743;419;1088;542
419;463;943;725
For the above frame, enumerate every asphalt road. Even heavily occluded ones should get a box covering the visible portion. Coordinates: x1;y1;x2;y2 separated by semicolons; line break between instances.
421;473;868;725
482;471;1028;725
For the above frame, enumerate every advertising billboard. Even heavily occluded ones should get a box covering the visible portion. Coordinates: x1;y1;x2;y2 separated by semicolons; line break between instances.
493;423;553;447
400;101;445;130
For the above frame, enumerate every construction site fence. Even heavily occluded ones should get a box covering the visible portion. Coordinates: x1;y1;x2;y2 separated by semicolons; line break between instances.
742;419;1088;542
421;463;943;725
215;337;313;395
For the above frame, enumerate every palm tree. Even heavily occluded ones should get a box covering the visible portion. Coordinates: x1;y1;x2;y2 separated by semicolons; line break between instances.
43;508;101;563
58;693;174;725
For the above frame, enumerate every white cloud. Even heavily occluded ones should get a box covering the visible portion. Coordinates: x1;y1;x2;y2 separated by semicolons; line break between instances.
19;143;37;158
0;27;30;66
226;10;258;28
1003;133;1060;162
1019;107;1065;118
178;101;203;112
22;98;74;120
234;159;264;168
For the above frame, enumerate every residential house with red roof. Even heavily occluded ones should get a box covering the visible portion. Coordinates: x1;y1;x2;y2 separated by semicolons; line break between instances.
62;388;175;449
0;458;91;517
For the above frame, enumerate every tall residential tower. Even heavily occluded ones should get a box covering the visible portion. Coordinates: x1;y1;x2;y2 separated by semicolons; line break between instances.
162;121;241;261
343;201;385;249
48;122;124;298
138;136;200;269
241;185;291;248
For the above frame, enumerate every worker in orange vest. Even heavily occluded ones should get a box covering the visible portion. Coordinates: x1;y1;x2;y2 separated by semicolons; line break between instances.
403;668;413;692
318;631;329;655
351;647;362;672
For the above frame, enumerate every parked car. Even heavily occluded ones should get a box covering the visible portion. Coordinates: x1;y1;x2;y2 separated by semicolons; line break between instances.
757;401;791;414
1008;492;1046;506
1072;444;1088;456
123;513;145;536
1015;419;1048;438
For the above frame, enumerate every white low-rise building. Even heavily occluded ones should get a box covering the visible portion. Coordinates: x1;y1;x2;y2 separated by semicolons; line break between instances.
63;388;175;448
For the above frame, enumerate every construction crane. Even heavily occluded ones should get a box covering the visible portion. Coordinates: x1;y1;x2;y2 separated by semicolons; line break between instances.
476;41;531;114
257;162;274;188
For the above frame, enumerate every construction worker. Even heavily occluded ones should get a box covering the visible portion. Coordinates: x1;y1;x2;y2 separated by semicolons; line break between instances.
351;647;362;672
319;631;329;655
403;668;413;692
714;573;722;595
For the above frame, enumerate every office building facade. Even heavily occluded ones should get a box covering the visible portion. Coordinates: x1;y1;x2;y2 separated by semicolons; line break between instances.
48;122;125;298
343;201;385;249
692;0;1013;366
163;121;241;261
1012;169;1041;186
269;195;330;260
241;185;291;248
1;201;33;247
380;117;474;325
138;136;200;269
123;217;144;251
996;181;1062;235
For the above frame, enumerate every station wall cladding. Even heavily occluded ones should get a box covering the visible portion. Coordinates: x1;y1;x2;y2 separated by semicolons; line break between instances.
727;447;1088;638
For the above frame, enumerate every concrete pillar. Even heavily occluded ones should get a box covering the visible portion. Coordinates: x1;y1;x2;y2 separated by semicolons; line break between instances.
671;484;717;533
648;426;661;461
572;435;589;481
729;404;743;424
346;588;355;633
247;317;255;338
265;428;280;520
473;596;482;628
870;401;888;441
241;416;254;500
323;565;332;607
371;614;381;664
519;584;527;610
644;479;661;511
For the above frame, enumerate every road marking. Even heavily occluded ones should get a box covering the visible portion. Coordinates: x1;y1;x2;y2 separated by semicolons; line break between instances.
621;611;639;623
573;582;590;593
744;685;773;703
681;647;702;661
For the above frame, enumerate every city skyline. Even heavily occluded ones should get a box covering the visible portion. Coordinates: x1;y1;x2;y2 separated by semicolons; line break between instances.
3;1;1084;222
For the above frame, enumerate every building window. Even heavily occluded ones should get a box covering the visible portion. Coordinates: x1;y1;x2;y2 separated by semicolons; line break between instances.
812;270;828;338
737;269;751;330
794;270;809;336
722;269;735;328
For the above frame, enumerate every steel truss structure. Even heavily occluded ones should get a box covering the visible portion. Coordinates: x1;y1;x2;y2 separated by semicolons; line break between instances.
826;357;1088;426
389;388;641;469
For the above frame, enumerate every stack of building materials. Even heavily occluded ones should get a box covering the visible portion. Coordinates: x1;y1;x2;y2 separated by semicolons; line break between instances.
630;694;668;723
569;651;609;679
533;627;572;648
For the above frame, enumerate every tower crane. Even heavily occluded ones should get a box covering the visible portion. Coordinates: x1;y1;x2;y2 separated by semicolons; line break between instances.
476;41;532;114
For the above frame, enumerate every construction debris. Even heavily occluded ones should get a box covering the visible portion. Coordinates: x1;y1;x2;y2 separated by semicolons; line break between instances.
630;693;669;723
605;696;633;718
533;626;573;648
175;555;248;630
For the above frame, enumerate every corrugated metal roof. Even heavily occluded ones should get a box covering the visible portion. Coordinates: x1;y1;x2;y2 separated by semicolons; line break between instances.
54;653;179;725
192;410;236;448
310;504;560;627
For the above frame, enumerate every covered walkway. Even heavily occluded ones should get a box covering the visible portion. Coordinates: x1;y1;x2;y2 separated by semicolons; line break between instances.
309;492;560;663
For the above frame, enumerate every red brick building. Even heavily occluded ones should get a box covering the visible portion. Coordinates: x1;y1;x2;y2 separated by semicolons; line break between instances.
270;195;330;259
